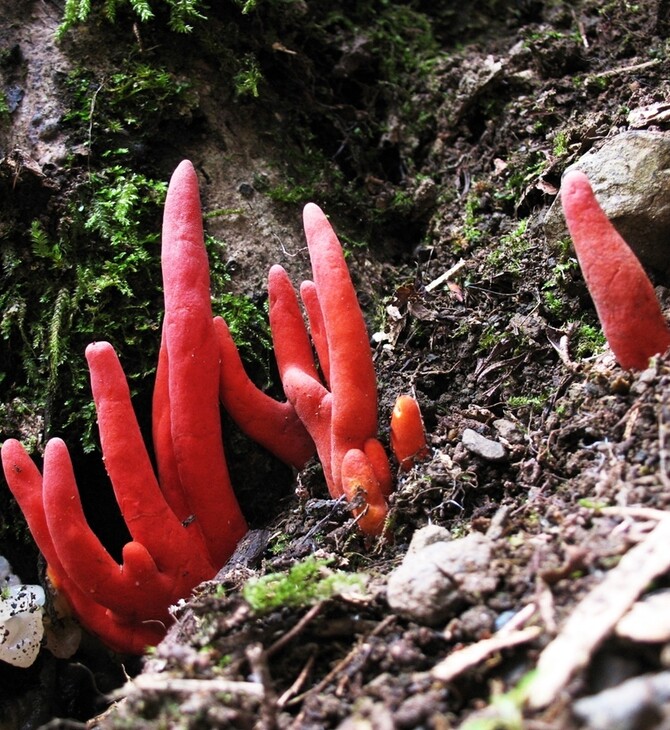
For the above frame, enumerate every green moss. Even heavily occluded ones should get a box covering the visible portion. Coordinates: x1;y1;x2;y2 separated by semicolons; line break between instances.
574;322;606;359
552;130;569;158
499;150;549;206
542;289;565;318
506;393;547;412
477;325;507;353
233;54;264;98
578;498;608;510
84;166;167;256
268;532;290;556
541;239;579;320
0;90;9;122
266;181;318;206
219;295;273;382
460;670;537;730
486;218;530;274
63;62;197;159
243;556;365;613
57;0;207;37
203;208;246;220
460;192;485;248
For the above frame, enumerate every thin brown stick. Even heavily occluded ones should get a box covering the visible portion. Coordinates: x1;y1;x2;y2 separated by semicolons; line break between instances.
247;643;278;730
118;674;264;698
425;259;466;293
266;602;324;658
277;654;316;708
589;58;661;80
289;614;396;706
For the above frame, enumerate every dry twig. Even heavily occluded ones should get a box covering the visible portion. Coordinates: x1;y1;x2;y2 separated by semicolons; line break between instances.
528;512;670;709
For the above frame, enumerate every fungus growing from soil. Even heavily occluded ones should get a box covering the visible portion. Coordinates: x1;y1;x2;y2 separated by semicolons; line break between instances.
0;163;403;655
152;160;247;566
269;204;393;535
390;394;429;471
1;162;248;653
560;169;670;370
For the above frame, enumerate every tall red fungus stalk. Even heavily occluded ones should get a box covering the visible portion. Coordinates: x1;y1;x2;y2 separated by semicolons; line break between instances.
269;204;393;535
153;161;247;565
561;169;670;370
1;161;399;653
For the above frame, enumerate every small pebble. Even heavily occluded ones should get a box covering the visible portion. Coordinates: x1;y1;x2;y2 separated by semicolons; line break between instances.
573;671;670;730
493;418;523;444
237;182;254;197
462;428;507;462
616;590;670;642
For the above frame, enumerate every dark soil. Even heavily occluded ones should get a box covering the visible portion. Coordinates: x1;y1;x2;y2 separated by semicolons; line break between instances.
2;1;670;728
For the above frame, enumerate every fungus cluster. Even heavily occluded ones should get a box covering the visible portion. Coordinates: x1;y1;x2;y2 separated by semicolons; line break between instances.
1;163;246;653
268;205;394;535
1;161;429;654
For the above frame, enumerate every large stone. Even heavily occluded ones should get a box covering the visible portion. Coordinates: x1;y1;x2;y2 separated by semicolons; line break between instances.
386;527;497;626
545;130;670;280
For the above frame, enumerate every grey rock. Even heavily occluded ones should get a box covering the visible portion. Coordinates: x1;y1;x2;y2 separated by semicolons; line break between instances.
405;524;451;557
573;672;670;730
493;418;524;444
462;428;507;462
386;528;496;625
616;589;670;643
545;130;670;278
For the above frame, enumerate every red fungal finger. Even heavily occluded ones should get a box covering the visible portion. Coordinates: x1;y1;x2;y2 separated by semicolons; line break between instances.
92;612;167;655
214;315;315;469
561;169;670;370
161;160;247;565
41;438;146;615
282;365;336;494
390;394;429;472
1;439;163;652
302;203;381;493
85;341;213;569
1;439;70;594
268;265;321;381
300;280;331;386
268;264;337;492
363;438;394;497
152;334;191;521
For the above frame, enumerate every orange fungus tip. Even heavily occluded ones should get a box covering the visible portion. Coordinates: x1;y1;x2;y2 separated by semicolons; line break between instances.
341;449;388;536
390;395;429;471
